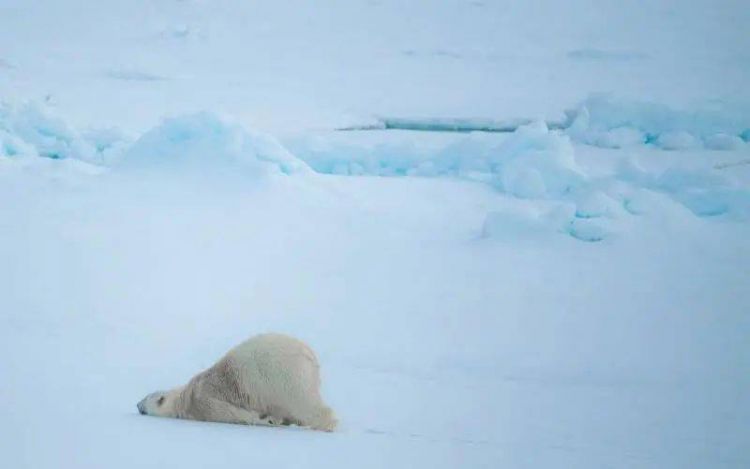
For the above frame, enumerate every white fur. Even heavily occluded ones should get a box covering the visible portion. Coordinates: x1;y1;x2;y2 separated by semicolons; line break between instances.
137;333;337;431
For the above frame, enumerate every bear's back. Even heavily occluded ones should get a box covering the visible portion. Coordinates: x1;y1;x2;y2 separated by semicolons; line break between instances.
229;333;316;362
226;333;320;389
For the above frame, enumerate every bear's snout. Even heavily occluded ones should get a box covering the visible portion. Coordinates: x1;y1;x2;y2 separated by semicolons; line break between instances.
137;399;147;415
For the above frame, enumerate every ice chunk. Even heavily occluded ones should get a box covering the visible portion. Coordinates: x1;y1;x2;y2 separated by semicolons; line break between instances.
567;107;646;148
574;191;620;219
655;131;700;150
406;161;439;177
285;137;427;177
593;127;646;149
704;134;745;151
619;166;749;219
0;101;127;164
500;167;547;198
567;218;610;242
672;189;750;219
0;102;98;161
655;167;730;193
492;122;585;198
0;128;36;158
566;96;750;150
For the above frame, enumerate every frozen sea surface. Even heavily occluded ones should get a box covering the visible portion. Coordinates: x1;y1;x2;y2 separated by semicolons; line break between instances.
1;1;749;468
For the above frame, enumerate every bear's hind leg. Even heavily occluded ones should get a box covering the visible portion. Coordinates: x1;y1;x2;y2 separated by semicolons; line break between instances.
200;398;284;427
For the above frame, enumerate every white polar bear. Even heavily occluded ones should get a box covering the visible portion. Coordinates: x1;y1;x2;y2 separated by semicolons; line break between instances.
137;333;337;431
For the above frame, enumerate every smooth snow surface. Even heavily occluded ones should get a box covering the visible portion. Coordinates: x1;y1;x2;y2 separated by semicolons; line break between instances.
1;1;749;469
2;156;748;468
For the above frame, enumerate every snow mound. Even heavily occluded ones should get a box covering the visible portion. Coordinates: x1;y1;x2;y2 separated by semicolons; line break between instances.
120;113;309;175
0;102;125;163
483;189;628;243
481;204;575;241
654;131;701;151
567;96;750;150
704;133;745;151
567;216;620;242
0;103;310;178
573;191;621;219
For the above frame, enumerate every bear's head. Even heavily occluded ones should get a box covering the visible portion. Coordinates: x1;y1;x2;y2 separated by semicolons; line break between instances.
137;389;180;418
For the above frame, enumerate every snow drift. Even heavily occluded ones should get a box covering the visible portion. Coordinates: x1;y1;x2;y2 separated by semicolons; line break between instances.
120;113;309;176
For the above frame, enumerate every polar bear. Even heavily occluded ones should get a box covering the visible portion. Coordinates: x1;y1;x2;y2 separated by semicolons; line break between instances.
136;333;337;431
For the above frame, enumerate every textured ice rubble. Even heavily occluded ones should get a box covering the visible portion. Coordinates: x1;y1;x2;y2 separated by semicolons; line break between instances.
481;189;626;244
0;102;127;163
566;96;750;150
3;101;747;242
0;103;308;178
289;121;585;199
617;159;750;219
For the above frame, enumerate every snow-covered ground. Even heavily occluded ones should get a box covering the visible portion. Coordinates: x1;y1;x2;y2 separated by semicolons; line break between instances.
1;1;749;468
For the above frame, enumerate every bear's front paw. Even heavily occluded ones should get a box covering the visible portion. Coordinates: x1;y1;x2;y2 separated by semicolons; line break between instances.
258;413;284;426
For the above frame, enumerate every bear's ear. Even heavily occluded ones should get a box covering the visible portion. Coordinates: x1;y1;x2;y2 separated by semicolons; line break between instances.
157;396;166;406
